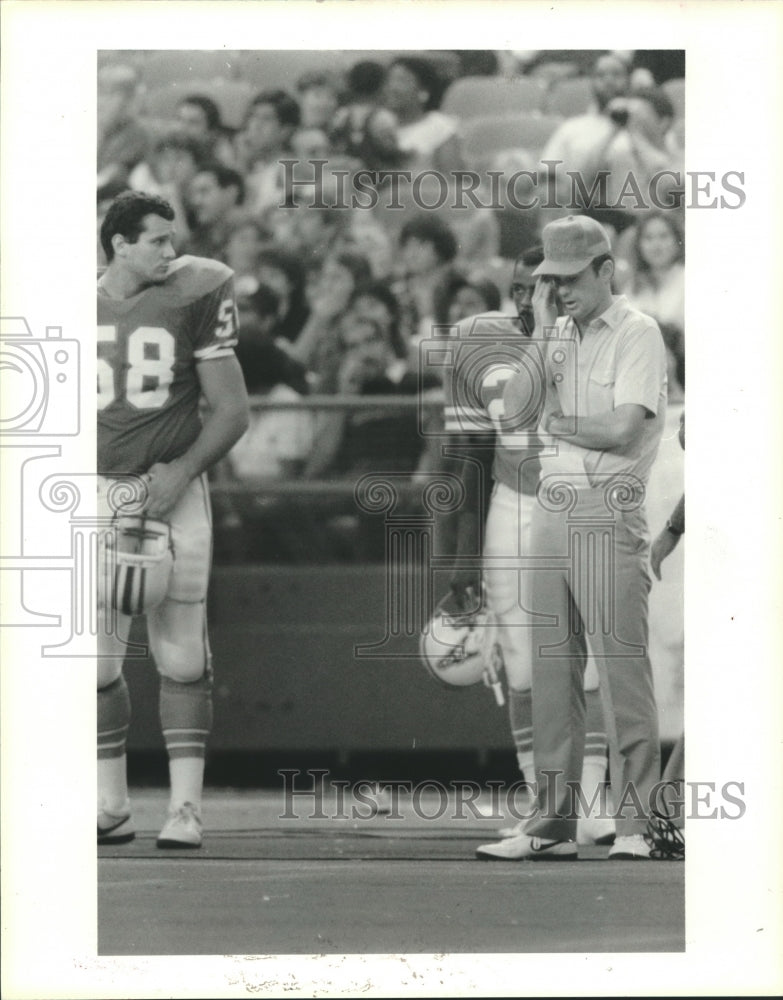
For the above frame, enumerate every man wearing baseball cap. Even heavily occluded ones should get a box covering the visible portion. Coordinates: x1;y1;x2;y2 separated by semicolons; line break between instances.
476;215;668;861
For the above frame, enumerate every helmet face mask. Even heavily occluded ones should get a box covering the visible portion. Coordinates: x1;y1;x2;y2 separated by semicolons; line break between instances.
107;514;174;617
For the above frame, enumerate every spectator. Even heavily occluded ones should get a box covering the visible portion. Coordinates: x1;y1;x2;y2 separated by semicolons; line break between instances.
290;249;373;374
487;149;542;263
128;130;205;250
176;94;237;166
296;71;341;131
626;210;684;332
290;126;332;162
240;89;301;216
347;281;406;360
303;313;424;482
382;57;465;173
442;275;502;325
183;162;245;261
330;60;405;172
542;63;681;230
224;215;271;304
256;247;311;345
97;64;148;200
270;202;350;272
393;215;460;347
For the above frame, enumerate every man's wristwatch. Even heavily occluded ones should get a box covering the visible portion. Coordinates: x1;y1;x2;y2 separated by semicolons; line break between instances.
666;518;684;537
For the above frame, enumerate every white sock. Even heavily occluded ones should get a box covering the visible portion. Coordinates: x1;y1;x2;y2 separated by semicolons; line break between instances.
168;757;205;812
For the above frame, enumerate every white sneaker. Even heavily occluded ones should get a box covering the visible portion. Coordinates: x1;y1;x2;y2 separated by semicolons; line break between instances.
576;816;616;845
156;802;203;849
476;833;577;861
608;833;652;860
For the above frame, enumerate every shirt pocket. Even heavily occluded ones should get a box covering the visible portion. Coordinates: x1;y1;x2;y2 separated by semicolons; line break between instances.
587;367;616;411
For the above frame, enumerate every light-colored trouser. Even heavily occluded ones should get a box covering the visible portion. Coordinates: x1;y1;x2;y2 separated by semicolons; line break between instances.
523;487;660;838
483;482;600;692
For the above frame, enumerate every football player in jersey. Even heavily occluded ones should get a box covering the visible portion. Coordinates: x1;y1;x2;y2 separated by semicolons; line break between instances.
442;247;615;855
97;191;249;848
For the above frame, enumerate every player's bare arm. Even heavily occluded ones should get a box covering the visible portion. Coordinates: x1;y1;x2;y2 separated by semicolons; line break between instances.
145;355;249;518
545;402;647;450
448;435;494;608
650;493;685;580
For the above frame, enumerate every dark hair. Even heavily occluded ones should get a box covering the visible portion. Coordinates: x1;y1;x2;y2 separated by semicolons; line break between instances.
388;57;444;111
633;210;684;277
632;86;675;121
347;60;386;98
247;89;301;129
179;94;222;131
348;280;404;357
516;245;545;269
195;161;245;205
590;252;615;275
256;246;310;342
399;216;457;264
443;275;501;316
248;281;281;321
100;190;175;262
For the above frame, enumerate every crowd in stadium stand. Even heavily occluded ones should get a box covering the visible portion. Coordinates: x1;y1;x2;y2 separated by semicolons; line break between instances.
98;48;685;563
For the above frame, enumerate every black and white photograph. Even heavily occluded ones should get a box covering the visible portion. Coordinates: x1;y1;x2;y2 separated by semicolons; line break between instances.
1;2;782;998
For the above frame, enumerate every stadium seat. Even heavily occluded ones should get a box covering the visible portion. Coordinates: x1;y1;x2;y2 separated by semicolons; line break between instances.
661;77;685;119
542;76;594;117
236;50;351;91
141;79;254;130
442;75;546;118
141;50;242;88
462;114;562;166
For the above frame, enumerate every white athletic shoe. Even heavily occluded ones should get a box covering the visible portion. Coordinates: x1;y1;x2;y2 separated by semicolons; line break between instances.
156;801;203;849
608;833;653;860
98;804;135;845
576;816;616;846
476;833;577;861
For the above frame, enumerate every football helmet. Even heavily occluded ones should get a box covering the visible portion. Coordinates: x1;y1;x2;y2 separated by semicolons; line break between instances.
419;591;505;704
107;514;174;617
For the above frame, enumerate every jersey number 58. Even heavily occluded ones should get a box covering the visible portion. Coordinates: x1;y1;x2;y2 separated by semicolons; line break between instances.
98;325;175;410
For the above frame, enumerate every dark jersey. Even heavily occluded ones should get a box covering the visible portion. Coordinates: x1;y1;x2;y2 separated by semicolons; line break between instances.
442;312;546;496
98;255;238;474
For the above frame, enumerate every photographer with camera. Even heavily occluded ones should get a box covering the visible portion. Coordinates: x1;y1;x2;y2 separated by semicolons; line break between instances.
541;52;682;229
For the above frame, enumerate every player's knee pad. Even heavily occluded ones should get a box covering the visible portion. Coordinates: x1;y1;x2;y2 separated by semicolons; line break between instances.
153;632;209;684
148;598;209;683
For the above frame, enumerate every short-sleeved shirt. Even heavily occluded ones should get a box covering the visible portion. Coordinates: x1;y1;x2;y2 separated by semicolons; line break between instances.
442;311;546;496
540;295;667;487
97;255;238;475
